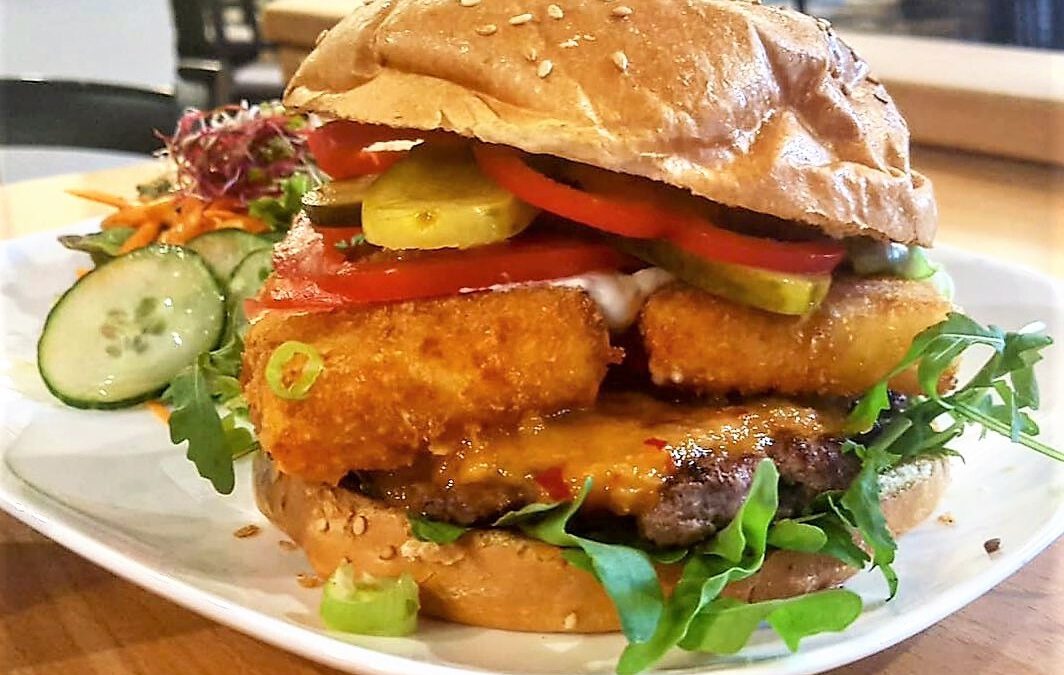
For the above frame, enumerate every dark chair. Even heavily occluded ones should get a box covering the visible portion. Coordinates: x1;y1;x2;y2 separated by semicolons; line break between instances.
171;0;284;107
0;79;181;154
985;0;1064;49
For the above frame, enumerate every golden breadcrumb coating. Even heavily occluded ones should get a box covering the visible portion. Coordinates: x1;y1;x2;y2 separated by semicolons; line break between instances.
640;276;952;397
243;286;619;483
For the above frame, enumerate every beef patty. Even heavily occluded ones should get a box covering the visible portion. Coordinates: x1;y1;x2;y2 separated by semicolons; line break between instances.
354;392;861;547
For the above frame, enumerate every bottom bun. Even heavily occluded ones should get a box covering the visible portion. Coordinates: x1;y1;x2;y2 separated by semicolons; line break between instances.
254;452;948;634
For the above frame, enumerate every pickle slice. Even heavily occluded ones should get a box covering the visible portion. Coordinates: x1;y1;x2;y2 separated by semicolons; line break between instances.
362;145;538;250
618;239;831;315
302;175;376;226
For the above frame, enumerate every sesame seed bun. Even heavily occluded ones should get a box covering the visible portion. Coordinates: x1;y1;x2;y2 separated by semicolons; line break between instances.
254;452;948;633
284;0;936;245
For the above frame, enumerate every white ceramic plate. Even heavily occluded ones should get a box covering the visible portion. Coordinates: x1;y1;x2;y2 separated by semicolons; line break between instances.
1;222;1062;675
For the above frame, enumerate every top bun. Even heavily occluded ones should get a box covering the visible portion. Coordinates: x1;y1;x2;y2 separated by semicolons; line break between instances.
285;0;937;245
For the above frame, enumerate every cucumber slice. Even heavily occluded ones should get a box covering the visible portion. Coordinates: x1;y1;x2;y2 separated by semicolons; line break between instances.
362;144;538;250
302;175;375;226
186;230;271;280
618;239;831;315
38;245;226;409
226;247;274;336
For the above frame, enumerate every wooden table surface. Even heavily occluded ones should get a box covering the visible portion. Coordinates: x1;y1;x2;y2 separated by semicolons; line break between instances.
1;147;1062;674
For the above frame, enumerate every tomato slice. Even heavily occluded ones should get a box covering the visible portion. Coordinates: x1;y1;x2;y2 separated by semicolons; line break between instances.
271;218;352;277
263;231;635;309
473;144;669;239
318;239;633;304
472;144;847;275
668;221;849;275
306;121;457;179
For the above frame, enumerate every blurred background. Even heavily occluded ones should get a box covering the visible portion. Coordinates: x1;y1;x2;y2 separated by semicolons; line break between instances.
0;0;1062;182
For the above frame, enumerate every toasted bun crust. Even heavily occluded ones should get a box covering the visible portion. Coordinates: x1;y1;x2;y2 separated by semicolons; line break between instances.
285;0;936;245
254;452;948;633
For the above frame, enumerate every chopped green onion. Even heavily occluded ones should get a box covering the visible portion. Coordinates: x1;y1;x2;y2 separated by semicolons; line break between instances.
319;562;419;636
265;340;323;400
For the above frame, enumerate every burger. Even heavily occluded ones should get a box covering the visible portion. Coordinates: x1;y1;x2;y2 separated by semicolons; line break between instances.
239;0;1053;671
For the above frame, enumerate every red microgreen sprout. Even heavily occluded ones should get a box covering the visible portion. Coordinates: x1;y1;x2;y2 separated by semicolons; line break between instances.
157;101;313;204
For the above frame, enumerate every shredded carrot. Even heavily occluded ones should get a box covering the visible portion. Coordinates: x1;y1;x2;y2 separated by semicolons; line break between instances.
210;196;243;211
159;197;208;245
100;196;177;229
119;220;163;253
179;198;207;241
65;188;131;209
145;400;171;424
207;212;270;234
69;189;272;246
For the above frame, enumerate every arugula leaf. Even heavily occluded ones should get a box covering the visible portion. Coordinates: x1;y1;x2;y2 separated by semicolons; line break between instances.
167;353;235;493
845;313;1059;463
681;589;862;654
492;501;562;527
767;520;828;553
846;313;1004;434
58;229;135;266
209;334;245;379
164;334;255;493
519;479;664;644
220;408;257;459
822;314;1057;604
814;513;870;569
561;548;596;574
838;445;899;597
647;548;688;564
248;173;312;231
407;514;469;544
616;459;779;675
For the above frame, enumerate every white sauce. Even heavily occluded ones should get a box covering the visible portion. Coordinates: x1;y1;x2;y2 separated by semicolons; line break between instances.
462;267;674;331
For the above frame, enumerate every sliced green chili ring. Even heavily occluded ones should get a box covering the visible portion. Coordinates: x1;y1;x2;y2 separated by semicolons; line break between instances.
265;340;324;400
319;562;419;636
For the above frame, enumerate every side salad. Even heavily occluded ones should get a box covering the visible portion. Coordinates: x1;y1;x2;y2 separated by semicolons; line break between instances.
40;103;315;490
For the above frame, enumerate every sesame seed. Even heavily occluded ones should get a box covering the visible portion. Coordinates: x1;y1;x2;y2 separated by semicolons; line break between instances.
547;4;564;19
537;59;554;78
380;545;398;560
563;612;577;630
937;513;955;526
475;23;498;36
233;524;260;539
525;47;539;62
559;38;579;48
278;539;298;551
296;572;322;588
509;13;534;26
459;0;481;6
612;5;633;17
611;50;629;72
583;34;597;41
350;514;368;535
314;517;329;533
315;29;329;46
